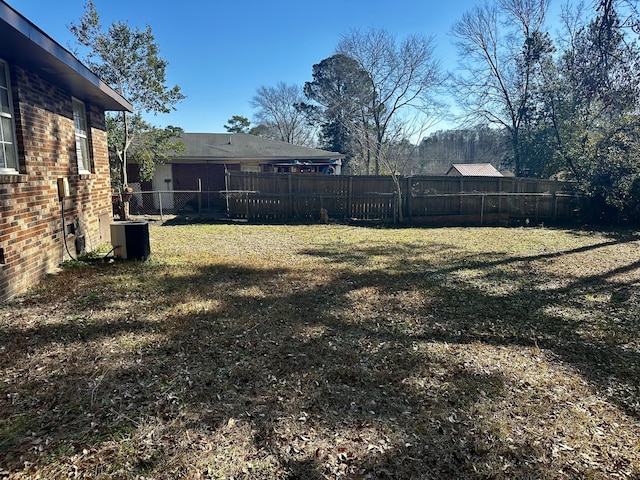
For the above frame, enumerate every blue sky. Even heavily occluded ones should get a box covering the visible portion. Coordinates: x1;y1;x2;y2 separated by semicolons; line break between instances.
7;0;543;134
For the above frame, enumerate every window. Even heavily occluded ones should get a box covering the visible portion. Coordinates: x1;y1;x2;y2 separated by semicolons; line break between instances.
0;60;18;174
72;98;91;174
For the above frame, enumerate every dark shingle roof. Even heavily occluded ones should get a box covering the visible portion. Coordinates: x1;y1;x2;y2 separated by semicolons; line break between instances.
175;133;344;161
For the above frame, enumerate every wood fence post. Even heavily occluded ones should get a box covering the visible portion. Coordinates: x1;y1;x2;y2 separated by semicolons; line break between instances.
552;180;558;222
288;174;293;218
393;191;398;224
348;176;353;219
404;176;412;221
224;170;231;215
158;191;163;222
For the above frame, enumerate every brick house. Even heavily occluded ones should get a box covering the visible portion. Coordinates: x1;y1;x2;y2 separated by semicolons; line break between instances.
0;2;132;302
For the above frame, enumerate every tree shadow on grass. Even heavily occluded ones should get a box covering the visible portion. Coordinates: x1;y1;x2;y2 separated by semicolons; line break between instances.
303;233;640;417
2;231;640;478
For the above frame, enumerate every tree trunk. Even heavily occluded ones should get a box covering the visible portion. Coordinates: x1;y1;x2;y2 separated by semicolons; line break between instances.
121;111;129;187
391;172;403;223
121;111;130;220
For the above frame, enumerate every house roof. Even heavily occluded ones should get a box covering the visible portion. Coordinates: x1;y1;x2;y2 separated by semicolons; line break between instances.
173;133;345;163
0;2;132;112
446;163;503;177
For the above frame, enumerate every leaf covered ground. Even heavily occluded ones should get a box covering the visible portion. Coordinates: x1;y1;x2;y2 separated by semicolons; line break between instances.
1;224;640;479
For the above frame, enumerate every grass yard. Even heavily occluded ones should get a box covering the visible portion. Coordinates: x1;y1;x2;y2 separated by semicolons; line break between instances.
1;224;640;479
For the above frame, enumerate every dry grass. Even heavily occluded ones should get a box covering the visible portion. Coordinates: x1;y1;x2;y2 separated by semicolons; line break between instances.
1;223;640;479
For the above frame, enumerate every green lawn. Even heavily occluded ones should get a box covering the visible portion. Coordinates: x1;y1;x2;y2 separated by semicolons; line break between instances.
1;224;640;479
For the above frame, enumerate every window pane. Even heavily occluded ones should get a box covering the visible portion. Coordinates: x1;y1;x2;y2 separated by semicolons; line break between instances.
73;99;91;172
0;62;16;171
0;88;9;114
73;111;82;133
76;138;83;167
73;100;87;135
1;116;13;143
4;141;14;168
76;136;90;172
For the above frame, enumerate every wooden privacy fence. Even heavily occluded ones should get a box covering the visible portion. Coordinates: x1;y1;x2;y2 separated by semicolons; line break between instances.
224;172;585;224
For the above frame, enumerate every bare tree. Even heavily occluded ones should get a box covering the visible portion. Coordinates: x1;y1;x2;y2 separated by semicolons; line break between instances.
376;118;433;222
451;0;551;175
336;28;443;175
251;82;316;146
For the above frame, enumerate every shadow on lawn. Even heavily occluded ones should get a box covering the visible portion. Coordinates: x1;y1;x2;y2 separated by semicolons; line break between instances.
1;232;640;478
301;234;640;417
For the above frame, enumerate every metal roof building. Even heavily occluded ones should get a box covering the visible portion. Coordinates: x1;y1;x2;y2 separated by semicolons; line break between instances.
446;163;503;177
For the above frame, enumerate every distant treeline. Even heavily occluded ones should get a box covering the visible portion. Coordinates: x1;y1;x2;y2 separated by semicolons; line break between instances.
414;127;509;175
346;126;510;177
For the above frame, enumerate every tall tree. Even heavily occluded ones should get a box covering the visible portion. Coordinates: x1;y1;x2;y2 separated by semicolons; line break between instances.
69;0;185;189
336;28;443;175
451;0;552;176
250;82;316;146
300;54;374;172
224;115;251;134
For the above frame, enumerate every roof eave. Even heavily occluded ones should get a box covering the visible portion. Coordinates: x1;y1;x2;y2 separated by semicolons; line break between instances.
172;155;344;163
0;2;132;112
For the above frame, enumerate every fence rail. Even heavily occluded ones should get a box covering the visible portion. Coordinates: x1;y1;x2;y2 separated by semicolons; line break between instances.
126;173;587;225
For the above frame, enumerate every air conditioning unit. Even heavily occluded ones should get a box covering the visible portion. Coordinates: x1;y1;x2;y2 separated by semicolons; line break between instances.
110;221;150;260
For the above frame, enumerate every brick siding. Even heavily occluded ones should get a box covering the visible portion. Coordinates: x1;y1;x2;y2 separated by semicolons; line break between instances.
0;64;112;302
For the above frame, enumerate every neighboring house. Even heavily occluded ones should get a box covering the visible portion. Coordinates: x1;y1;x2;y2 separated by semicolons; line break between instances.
127;132;345;211
446;163;503;177
0;2;132;302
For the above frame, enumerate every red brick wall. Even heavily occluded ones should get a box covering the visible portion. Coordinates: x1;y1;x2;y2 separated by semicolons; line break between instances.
0;64;112;302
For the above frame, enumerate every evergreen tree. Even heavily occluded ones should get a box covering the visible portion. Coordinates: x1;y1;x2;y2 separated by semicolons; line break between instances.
224;115;251;134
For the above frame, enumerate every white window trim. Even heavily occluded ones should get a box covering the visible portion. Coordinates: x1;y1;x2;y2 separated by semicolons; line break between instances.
72;98;91;175
0;60;19;175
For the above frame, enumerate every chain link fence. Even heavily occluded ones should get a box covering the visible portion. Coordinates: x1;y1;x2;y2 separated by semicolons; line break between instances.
119;190;225;221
